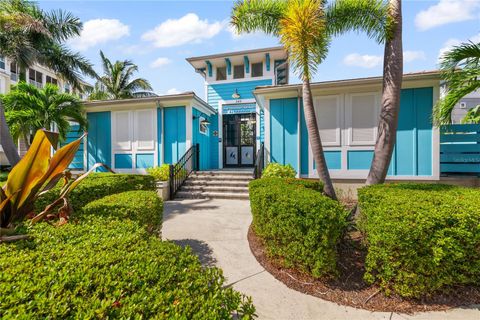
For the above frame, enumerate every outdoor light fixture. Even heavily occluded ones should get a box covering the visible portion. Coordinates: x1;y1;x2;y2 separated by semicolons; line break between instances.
201;119;211;126
232;89;241;99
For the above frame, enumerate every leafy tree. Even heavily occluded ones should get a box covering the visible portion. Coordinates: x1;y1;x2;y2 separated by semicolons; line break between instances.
89;51;153;100
231;0;388;198
433;41;480;125
2;82;87;145
0;0;96;166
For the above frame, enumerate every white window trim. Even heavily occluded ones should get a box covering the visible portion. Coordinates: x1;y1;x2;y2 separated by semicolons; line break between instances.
345;92;380;146
112;111;133;151
314;94;342;147
199;116;208;135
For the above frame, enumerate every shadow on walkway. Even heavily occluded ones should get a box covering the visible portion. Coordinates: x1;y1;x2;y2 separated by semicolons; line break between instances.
163;199;220;222
172;238;217;267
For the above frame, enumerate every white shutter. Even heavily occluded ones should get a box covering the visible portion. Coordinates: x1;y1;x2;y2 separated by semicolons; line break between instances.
135;109;155;150
113;111;132;150
314;96;341;146
347;93;378;145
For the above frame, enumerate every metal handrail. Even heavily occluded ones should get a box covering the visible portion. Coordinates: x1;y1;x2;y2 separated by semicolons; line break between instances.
169;143;200;198
253;142;265;179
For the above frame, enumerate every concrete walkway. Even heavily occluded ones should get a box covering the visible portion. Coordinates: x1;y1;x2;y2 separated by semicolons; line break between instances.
163;199;480;320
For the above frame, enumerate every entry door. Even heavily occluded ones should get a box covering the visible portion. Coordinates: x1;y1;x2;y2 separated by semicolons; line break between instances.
223;113;256;167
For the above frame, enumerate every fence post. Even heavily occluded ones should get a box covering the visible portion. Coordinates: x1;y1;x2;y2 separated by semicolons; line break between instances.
169;164;174;199
195;143;200;171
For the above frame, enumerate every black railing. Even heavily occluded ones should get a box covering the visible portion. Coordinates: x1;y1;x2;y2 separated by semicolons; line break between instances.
169;143;199;198
253;142;265;179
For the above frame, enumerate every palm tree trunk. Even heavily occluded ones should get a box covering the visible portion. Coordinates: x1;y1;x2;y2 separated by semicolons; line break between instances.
366;0;403;185
302;80;337;200
0;100;20;166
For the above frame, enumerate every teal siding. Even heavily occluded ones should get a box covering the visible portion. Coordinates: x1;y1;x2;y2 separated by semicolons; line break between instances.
157;108;162;166
270;98;298;173
348;150;374;170
300;102;309;175
115;154;132;169
325;151;341;170
192;107;212;170
87;112;111;171
60;124;84;169
210;114;219;169
440;124;480;174
136;153;154;169
259;109;265;143
207;79;272;109
164;106;186;164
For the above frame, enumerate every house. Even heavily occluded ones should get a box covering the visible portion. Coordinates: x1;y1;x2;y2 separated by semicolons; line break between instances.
72;47;478;183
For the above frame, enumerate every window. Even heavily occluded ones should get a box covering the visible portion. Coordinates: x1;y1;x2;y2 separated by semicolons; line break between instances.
10;62;18;81
46;76;58;86
113;111;132;150
0;56;5;70
199;117;208;135
29;69;43;88
314;96;341;146
135;109;155;150
233;65;244;79
216;66;226;81
251;62;263;77
347;93;378;145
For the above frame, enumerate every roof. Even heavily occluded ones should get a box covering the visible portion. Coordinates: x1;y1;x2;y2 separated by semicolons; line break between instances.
186;46;285;63
83;92;216;115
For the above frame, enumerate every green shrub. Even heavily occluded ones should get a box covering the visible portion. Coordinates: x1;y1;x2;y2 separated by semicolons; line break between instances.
249;178;346;278
0;217;255;319
82;190;163;233
35;173;156;213
358;183;480;298
147;164;170;181
262;163;296;178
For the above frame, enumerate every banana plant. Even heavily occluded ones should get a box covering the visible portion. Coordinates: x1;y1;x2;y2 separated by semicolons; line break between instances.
0;129;112;235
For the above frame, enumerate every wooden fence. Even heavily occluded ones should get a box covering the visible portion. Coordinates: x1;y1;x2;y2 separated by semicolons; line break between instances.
440;124;480;175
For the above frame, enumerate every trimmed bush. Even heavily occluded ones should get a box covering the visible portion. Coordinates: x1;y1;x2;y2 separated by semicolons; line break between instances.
262;163;296;178
358;183;480;298
82;190;163;233
35;173;156;213
0;217;255;319
249;178;346;278
147;164;170;181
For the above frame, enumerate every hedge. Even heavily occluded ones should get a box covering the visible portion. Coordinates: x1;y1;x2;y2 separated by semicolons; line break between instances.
35;173;156;213
262;163;296;178
82;190;163;233
358;183;480;298
0;217;255;319
249;178;346;278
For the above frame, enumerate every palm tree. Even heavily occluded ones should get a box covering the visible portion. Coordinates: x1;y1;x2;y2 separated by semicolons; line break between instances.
433;41;480;125
231;0;388;199
89;51;153;100
0;0;96;166
2;82;87;145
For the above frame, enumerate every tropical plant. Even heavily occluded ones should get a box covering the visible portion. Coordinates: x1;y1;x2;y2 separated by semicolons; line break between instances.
262;163;296;178
2;82;87;145
231;0;389;198
0;129;109;235
462;105;480;123
146;164;170;181
433;41;480;125
89;51;153;100
0;0;96;166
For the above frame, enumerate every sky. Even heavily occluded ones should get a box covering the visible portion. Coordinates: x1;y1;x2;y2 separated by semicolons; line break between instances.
37;0;480;100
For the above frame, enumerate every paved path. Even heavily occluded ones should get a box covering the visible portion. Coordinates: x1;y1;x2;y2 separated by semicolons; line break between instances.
163;199;480;320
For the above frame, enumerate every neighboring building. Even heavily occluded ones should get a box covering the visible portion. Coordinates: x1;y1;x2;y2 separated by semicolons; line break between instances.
450;89;480;124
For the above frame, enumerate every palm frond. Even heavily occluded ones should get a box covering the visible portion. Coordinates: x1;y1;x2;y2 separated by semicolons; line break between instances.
231;0;287;36
43;9;82;41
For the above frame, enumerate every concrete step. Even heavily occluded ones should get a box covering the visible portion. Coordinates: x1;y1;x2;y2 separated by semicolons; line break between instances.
193;170;253;177
180;185;249;193
175;191;249;200
187;175;253;182
183;180;250;187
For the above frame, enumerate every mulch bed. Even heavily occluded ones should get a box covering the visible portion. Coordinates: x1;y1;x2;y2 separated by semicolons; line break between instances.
248;225;480;313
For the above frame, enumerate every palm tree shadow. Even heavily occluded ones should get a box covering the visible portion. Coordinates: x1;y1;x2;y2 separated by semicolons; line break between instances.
172;239;217;268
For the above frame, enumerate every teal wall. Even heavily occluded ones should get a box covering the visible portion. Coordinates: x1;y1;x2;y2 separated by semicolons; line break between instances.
270;98;298;173
163;106;186;164
347;151;374;170
136;153;154;169
207;79;272;109
115;154;132;169
87;112;111;171
60;124;84;169
157;108;162;166
192;107;213;170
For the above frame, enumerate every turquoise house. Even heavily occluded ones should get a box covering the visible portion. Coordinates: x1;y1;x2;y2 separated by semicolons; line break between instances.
75;47;478;180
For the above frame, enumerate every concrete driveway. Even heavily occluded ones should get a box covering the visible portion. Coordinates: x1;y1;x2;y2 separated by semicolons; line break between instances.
162;199;480;320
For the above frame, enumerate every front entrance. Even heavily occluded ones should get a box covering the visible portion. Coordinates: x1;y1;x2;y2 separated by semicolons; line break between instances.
223;113;256;167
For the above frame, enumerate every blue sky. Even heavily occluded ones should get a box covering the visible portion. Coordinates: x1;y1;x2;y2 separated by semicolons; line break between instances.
38;0;480;99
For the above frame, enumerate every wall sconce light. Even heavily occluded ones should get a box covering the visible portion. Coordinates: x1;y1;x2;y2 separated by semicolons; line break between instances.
232;89;241;99
201;119;211;126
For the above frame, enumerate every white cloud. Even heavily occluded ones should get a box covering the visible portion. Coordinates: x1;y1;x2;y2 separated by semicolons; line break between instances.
69;19;130;51
415;0;480;31
150;57;172;68
227;24;267;40
403;50;426;63
159;88;181;95
438;33;480;60
142;13;223;48
343;53;383;68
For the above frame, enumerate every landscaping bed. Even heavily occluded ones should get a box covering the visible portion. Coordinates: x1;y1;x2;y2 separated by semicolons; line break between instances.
248;179;480;313
1;173;255;319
